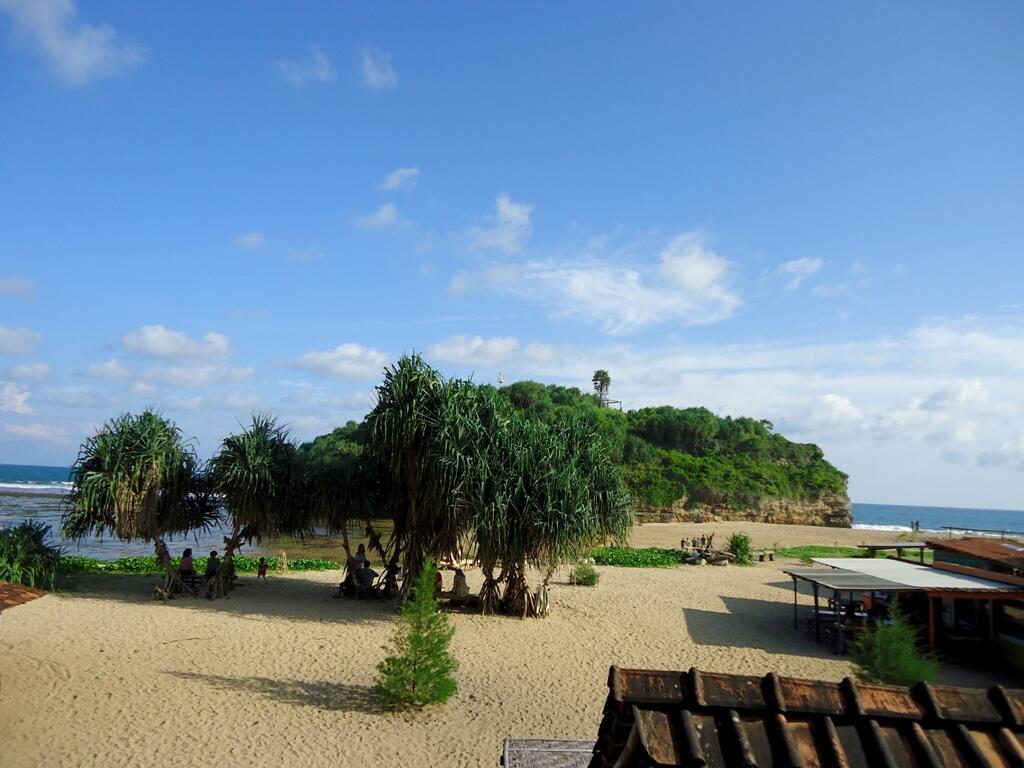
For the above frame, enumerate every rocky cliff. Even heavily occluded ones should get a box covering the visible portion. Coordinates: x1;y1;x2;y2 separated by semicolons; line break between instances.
634;492;852;528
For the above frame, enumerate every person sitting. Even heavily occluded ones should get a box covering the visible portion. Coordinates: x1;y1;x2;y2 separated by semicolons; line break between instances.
353;543;367;570
205;550;221;580
452;569;470;599
179;548;195;578
434;569;444;598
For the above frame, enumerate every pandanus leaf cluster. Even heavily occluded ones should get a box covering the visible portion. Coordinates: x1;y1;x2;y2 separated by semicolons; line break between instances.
62;411;211;543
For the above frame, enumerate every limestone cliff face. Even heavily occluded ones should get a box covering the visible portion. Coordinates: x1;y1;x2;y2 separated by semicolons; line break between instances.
634;492;852;528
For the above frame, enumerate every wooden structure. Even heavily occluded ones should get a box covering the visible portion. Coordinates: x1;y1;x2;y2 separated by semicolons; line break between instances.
786;558;1024;656
500;739;593;768
588;665;1024;767
860;541;929;563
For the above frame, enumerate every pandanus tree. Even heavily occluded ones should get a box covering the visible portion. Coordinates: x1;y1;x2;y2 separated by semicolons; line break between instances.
471;414;632;616
364;354;633;615
364;355;483;594
209;414;312;597
61;411;218;595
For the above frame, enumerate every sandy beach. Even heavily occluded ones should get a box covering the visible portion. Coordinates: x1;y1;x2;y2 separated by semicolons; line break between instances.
0;522;1004;767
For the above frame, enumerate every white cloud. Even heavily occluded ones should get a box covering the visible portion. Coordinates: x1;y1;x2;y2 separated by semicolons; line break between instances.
0;325;41;354
355;203;404;231
277;44;334;86
87;358;129;380
379;167;420;191
144;364;253;389
358;46;396;90
0;0;144;86
8;362;49;381
0;276;35;296
0;381;31;413
910;321;1024;371
429;335;519;366
921;378;991;411
467;195;533;254
122;325;230;358
452;234;740;334
3;421;67;443
235;231;266;249
286;246;324;262
778;257;823;289
294;343;388;381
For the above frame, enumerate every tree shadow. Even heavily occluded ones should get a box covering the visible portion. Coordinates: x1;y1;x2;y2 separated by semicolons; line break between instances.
682;594;831;658
57;572;399;626
164;670;383;713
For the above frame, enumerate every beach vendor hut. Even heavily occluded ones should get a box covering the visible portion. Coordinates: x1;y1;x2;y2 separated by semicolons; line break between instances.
784;557;1024;675
927;537;1024;676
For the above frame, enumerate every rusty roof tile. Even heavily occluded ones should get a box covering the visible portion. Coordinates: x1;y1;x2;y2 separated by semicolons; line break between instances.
589;666;1024;768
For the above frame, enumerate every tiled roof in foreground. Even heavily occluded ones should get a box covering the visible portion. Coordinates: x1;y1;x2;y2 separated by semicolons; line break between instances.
590;666;1024;767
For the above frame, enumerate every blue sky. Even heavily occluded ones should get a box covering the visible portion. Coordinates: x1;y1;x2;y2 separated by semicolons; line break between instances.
1;1;1023;509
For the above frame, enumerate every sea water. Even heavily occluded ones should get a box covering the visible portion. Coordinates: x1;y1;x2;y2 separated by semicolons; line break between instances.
2;463;1023;557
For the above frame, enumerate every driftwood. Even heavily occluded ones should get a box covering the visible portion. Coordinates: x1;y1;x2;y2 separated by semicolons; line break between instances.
681;533;735;565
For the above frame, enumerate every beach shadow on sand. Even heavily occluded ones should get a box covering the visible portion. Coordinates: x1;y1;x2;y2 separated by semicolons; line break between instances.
164;671;383;713
682;595;828;658
57;573;399;626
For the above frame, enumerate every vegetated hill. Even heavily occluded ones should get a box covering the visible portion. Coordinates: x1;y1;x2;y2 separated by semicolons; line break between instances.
498;381;848;512
300;379;850;524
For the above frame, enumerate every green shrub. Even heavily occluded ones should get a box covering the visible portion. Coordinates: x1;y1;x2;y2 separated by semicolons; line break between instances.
590;546;687;568
59;553;342;574
376;557;458;709
569;561;599;586
851;607;937;686
727;532;753;565
0;521;63;589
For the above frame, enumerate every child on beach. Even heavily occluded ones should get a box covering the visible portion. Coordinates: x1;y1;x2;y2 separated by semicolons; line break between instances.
257;557;268;580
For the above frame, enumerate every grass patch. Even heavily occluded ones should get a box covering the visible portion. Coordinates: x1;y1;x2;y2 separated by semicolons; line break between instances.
590;546;688;568
60;554;341;574
775;545;933;565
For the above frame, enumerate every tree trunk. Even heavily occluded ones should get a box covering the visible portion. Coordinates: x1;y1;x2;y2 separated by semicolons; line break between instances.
212;523;246;599
479;560;501;615
152;538;184;600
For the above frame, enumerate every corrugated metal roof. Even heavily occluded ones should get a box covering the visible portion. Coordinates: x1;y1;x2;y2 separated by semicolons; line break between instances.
783;567;915;592
589;666;1024;767
813;558;1019;592
929;537;1024;569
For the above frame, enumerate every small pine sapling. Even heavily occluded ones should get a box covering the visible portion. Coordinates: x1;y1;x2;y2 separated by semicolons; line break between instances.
851;606;937;686
376;557;458;709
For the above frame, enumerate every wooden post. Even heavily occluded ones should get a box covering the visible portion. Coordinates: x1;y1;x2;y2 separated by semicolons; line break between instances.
813;583;821;643
834;589;842;655
792;577;798;629
928;594;936;651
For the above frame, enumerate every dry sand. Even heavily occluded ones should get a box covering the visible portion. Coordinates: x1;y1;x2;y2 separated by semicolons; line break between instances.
0;522;1005;767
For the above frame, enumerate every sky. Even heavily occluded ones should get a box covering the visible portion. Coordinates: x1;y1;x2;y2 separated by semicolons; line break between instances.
0;2;1022;510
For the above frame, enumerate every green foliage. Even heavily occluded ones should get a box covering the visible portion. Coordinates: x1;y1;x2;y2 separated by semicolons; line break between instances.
366;356;632;614
590;546;687;568
62;411;217;544
727;532;754;565
211;414;311;543
60;554;341;574
498;387;847;509
851;607;938;686
376;558;458;709
569;560;599;586
0;521;63;589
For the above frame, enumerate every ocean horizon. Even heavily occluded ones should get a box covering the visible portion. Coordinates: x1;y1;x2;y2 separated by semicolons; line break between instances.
2;463;1022;556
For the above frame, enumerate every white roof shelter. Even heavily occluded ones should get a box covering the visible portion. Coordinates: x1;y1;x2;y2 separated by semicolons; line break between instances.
812;557;1017;593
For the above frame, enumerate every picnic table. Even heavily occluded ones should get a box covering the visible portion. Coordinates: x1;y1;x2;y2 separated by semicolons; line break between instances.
859;542;928;563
